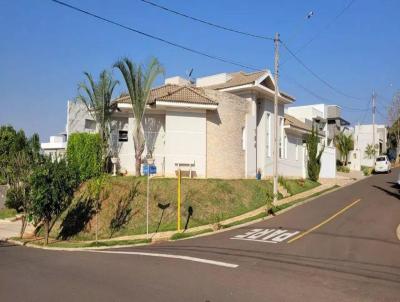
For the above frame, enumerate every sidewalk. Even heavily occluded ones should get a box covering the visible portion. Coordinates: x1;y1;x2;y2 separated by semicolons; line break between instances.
0;220;21;241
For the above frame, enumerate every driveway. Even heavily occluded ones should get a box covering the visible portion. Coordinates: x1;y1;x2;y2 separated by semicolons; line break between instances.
1;170;399;301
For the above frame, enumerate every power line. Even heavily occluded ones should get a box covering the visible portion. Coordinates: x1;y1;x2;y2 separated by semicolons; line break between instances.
139;0;275;41
50;0;263;72
281;42;366;102
292;0;356;55
281;71;370;112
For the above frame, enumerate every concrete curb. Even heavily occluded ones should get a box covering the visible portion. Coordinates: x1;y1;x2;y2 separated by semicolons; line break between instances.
396;224;400;241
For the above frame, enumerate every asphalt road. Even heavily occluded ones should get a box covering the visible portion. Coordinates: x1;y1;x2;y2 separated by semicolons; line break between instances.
1;171;400;301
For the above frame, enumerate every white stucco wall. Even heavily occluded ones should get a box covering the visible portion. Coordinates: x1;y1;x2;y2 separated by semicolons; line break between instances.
320;146;336;178
277;134;305;178
354;124;387;167
164;110;206;177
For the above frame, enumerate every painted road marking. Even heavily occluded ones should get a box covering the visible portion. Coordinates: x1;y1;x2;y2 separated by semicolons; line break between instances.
231;228;300;244
84;250;239;268
288;198;362;243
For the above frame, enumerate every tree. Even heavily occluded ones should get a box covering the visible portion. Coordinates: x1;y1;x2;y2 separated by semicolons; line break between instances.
30;159;76;245
0;125;42;237
76;70;119;171
306;125;325;181
334;131;354;166
113;57;164;176
365;144;377;159
388;91;400;163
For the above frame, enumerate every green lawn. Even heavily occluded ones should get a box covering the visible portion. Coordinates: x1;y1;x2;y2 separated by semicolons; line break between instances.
279;178;320;195
49;177;276;241
0;208;17;220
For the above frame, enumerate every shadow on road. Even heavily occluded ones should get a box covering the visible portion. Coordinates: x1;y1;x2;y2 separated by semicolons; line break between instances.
373;184;400;200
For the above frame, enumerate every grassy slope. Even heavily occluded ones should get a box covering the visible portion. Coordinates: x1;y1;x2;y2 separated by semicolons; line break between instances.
50;177;275;241
280;179;320;195
0;208;17;219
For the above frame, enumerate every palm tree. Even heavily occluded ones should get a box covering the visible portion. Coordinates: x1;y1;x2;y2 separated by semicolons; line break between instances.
113;57;164;176
365;144;377;159
76;70;119;171
334;131;354;166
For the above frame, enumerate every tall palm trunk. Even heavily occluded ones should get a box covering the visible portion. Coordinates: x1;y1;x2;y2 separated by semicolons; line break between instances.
133;122;145;176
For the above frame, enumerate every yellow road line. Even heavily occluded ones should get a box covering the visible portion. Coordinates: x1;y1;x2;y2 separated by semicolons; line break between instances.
287;198;362;243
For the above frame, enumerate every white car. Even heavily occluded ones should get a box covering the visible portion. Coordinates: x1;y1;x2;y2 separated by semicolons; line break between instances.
397;172;400;186
374;155;391;173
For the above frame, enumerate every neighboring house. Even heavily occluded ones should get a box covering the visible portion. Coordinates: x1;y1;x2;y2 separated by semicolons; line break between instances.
41;133;67;161
287;104;350;147
349;124;387;169
66;70;335;179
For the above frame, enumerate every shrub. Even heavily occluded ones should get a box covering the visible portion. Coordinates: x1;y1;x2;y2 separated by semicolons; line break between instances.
361;166;373;176
306;125;324;181
67;133;102;182
337;166;350;173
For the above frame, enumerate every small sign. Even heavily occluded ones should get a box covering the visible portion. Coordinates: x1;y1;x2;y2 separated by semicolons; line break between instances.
143;164;157;175
231;228;300;244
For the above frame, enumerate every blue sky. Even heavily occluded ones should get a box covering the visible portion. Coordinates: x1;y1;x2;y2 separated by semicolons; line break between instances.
1;0;399;141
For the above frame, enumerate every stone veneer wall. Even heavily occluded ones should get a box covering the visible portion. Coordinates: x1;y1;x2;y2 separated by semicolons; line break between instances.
204;89;249;178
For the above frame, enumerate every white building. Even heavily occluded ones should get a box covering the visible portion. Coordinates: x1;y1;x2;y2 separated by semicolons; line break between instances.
66;70;334;179
349;124;387;170
41;133;67;160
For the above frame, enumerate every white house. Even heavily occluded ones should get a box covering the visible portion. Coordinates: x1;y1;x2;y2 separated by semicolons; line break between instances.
349;124;387;170
41;133;67;160
67;70;334;179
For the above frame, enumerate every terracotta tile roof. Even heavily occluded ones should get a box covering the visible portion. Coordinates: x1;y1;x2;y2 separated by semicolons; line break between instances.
204;71;266;90
113;84;217;106
284;113;325;136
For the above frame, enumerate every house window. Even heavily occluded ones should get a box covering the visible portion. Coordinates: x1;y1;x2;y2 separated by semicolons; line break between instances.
118;130;128;142
84;119;96;131
265;113;271;157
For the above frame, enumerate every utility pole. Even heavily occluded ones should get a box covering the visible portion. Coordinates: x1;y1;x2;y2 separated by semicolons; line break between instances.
272;32;280;205
372;89;376;158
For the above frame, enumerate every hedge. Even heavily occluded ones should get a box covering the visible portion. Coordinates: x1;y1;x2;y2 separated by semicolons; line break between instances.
67;133;102;182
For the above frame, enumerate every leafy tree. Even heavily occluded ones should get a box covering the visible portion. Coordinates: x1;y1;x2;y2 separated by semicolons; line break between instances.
30;159;76;245
388;91;400;163
76;71;119;171
334;131;354;166
113;57;164;176
306;125;325;181
0;125;42;237
365;144;377;159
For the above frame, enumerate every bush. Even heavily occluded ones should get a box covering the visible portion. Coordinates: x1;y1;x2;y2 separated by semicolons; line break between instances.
67;133;102;182
337;166;350;173
361;166;373;176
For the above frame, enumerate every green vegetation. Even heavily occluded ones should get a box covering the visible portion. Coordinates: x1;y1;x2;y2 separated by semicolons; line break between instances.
0;208;17;220
279;177;320;195
361;165;373;176
334;131;354;166
66;133;102;182
76;70;118;171
113;57;164;176
337;166;350;173
30;159;77;245
306;125;324;181
170;228;213;240
364;144;377;159
49;177;275;241
0;125;42;237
